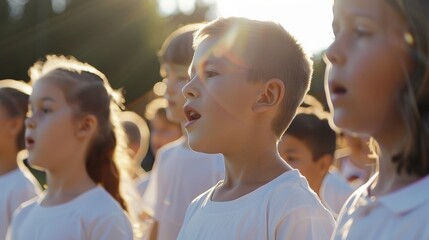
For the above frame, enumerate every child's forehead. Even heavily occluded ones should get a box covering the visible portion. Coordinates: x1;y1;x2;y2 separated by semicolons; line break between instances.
281;134;311;152
29;78;65;103
192;36;249;69
334;0;405;26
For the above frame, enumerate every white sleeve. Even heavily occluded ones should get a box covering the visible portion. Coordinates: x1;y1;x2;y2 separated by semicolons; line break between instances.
90;213;133;240
275;207;335;240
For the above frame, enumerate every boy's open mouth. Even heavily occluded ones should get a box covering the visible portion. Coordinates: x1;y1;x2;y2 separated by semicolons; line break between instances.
25;136;35;149
184;105;201;122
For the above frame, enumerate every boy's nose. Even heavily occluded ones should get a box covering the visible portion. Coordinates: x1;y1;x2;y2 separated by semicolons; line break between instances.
25;117;36;129
182;81;198;99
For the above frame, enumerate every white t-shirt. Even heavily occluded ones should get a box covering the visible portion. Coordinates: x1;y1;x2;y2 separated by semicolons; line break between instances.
177;169;335;240
8;186;133;240
320;169;354;218
141;137;224;240
0;169;40;240
332;173;429;240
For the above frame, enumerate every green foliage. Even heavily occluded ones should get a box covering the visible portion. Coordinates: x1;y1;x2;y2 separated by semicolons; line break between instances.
0;0;165;104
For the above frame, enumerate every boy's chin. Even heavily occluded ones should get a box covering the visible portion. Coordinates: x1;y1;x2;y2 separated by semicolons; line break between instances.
187;137;216;154
27;157;47;171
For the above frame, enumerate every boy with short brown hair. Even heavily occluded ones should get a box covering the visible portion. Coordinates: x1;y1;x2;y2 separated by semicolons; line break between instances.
178;17;334;239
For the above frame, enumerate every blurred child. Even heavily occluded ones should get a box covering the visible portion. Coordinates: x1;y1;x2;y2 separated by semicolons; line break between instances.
335;132;376;189
141;23;225;240
7;55;133;239
141;97;182;172
145;97;182;157
325;0;429;239
279;106;353;218
120;110;152;239
120;110;150;181
178;17;334;239
0;80;40;239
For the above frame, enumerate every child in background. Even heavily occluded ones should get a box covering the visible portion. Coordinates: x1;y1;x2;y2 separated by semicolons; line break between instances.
335;132;376;189
141;97;182;172
325;0;429;239
120;110;150;182
178;17;334;239
8;55;133;239
0;80;41;239
120;110;152;239
141;23;225;240
279;106;353;218
145;97;182;157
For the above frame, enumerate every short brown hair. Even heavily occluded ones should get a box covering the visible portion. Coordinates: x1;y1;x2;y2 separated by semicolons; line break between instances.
285;108;337;161
158;23;205;66
194;17;312;138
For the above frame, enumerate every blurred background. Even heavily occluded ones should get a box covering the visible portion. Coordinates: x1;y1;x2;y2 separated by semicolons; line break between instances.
0;0;333;115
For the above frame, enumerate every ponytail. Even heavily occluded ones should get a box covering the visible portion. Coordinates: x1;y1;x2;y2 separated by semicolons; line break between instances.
85;128;127;211
69;76;128;212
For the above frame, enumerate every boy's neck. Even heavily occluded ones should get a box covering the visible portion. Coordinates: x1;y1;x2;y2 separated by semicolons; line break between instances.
212;149;290;202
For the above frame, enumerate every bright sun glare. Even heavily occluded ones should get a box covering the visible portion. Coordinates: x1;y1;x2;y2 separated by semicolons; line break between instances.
158;0;334;55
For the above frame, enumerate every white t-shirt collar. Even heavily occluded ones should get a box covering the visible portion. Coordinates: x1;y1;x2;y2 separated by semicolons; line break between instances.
377;174;429;215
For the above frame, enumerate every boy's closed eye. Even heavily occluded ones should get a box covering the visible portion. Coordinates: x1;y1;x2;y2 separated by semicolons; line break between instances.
41;107;52;114
32;107;52;116
205;70;218;79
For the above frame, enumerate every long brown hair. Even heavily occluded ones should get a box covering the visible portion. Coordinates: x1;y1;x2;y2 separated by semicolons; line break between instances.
385;0;429;176
29;55;130;211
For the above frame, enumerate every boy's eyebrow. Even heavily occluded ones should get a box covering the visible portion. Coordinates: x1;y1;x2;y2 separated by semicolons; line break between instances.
197;58;223;70
29;96;56;104
188;58;208;78
205;58;225;67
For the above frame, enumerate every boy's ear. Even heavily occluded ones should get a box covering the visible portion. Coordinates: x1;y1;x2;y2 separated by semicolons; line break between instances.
317;154;333;177
253;78;285;113
76;115;98;139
